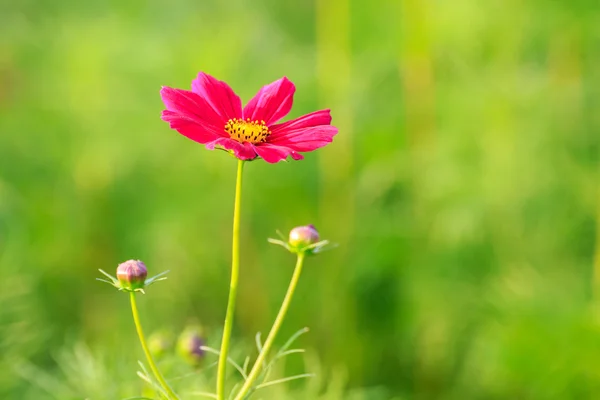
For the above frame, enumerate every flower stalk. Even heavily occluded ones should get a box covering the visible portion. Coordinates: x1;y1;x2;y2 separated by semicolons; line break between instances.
233;252;306;400
129;292;178;400
216;159;245;399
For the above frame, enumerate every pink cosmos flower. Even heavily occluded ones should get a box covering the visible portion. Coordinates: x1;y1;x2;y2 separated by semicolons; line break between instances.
160;72;337;163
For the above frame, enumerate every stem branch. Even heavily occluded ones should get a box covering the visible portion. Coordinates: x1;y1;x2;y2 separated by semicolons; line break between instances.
234;253;306;400
130;292;178;400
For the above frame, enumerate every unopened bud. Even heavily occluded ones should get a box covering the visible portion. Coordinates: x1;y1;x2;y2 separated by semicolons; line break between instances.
116;260;147;290
289;224;320;248
177;327;205;365
148;330;174;358
98;260;168;293
268;224;332;255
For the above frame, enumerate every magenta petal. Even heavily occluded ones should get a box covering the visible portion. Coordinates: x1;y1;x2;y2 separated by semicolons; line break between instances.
269;125;338;152
270;110;332;137
160;86;225;132
191;72;243;121
290;151;304;160
205;137;257;160
254;143;303;163
243;77;295;125
161;110;222;143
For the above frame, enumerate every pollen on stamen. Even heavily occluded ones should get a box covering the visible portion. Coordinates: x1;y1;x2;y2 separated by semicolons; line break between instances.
224;118;271;144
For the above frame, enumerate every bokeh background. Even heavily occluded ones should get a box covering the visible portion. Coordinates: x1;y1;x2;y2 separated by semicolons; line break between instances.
2;0;600;399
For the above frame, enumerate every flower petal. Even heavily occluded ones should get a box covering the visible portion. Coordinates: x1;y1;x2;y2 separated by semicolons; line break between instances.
269;125;338;152
205;137;257;160
254;143;303;163
161;110;221;143
243;77;295;125
160;86;226;133
191;72;243;121
270;109;332;136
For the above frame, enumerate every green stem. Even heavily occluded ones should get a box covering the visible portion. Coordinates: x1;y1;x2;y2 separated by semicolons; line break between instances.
129;292;178;400
233;253;306;400
217;159;245;399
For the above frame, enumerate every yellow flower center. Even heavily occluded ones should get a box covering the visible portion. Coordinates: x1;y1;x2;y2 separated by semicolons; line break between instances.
224;118;271;144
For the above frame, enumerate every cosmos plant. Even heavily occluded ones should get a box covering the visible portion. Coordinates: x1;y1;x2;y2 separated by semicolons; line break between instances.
98;72;336;400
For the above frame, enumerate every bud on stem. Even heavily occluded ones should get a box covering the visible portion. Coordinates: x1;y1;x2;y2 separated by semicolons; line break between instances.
117;260;147;290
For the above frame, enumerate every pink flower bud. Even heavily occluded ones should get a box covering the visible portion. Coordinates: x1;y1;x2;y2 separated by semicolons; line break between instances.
289;224;320;248
177;327;205;365
116;260;147;290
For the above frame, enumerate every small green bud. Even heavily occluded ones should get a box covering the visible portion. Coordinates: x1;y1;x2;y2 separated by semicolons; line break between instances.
116;260;147;290
148;330;174;358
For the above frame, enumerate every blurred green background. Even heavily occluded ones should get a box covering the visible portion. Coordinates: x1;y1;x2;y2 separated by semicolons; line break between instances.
2;0;600;398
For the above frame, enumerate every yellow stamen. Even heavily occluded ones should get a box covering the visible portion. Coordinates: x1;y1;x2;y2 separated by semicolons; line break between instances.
224;118;270;144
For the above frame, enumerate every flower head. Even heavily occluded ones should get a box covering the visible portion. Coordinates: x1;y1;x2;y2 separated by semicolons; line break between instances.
160;72;338;163
289;224;320;248
97;260;169;294
117;260;147;290
177;326;206;365
268;224;334;255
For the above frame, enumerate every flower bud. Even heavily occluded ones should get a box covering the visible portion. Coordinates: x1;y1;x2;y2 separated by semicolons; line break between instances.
268;224;332;255
148;330;174;358
116;260;147;290
177;327;205;365
289;224;320;248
